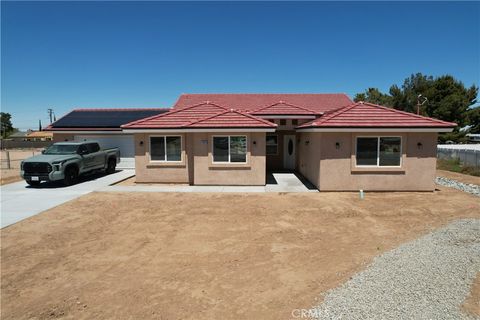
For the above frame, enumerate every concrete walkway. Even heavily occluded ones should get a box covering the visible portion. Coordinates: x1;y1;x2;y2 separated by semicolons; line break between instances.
0;170;134;228
100;172;318;193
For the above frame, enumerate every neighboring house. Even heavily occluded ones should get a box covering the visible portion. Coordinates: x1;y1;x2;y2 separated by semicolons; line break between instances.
120;93;455;191
45;108;169;168
8;130;31;141
26;130;53;141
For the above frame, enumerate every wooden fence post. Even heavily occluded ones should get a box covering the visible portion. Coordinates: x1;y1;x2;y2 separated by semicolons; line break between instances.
6;150;10;169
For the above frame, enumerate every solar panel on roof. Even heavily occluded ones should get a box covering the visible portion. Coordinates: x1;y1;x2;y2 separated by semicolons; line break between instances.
51;110;169;128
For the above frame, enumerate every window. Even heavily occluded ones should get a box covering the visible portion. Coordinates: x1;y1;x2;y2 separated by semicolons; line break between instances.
292;119;298;125
213;136;247;163
280;119;287;125
356;137;401;167
150;136;182;162
86;143;100;153
266;134;278;155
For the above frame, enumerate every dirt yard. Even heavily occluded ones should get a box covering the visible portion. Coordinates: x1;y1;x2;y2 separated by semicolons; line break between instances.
2;187;479;320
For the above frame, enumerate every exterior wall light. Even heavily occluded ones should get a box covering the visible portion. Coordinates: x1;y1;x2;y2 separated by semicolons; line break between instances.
139;141;144;146
335;142;340;149
253;140;257;145
417;142;423;149
305;140;310;145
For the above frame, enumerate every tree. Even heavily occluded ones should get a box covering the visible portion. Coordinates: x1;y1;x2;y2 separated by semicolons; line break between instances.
0;112;14;138
354;73;478;130
467;107;480;134
354;88;392;106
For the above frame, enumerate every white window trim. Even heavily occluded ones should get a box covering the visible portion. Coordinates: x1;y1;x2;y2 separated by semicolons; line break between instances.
212;135;248;164
266;134;279;156
355;136;402;168
149;135;183;163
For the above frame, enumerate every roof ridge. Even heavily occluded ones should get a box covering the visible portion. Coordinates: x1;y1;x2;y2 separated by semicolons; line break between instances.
186;109;232;126
122;102;228;128
312;103;359;125
188;108;277;127
251;101;321;114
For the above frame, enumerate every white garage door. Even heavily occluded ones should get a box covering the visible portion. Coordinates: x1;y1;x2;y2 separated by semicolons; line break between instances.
74;135;135;169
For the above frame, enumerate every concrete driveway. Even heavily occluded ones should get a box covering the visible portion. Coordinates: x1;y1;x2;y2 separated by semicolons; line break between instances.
0;170;134;228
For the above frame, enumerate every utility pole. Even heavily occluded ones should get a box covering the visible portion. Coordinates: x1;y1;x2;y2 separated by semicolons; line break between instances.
416;95;428;115
47;108;54;124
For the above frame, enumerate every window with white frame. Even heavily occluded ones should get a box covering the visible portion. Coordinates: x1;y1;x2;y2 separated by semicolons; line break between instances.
150;136;182;161
213;136;247;163
356;137;401;166
266;134;278;155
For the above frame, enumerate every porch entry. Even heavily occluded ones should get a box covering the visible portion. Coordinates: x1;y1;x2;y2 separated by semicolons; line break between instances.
283;134;296;170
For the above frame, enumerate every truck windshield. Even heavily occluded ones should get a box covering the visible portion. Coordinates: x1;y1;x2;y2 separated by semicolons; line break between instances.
44;144;79;155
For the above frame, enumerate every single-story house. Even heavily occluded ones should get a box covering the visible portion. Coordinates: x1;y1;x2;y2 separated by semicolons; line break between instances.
8;130;31;141
26;130;53;141
119;93;456;191
46;108;168;168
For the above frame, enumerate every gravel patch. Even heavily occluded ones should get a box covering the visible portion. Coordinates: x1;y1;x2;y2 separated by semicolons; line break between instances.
310;219;480;320
436;177;480;197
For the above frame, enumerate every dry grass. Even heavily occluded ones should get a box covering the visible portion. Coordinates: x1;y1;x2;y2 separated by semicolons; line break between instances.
1;188;479;320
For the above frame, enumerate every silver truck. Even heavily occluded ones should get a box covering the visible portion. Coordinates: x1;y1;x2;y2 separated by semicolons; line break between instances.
21;141;120;186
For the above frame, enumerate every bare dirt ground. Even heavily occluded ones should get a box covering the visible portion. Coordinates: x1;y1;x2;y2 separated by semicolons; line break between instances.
0;169;21;185
2;187;479;320
437;169;480;185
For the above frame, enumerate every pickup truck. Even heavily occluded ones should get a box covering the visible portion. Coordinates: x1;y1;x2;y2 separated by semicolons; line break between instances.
21;141;120;186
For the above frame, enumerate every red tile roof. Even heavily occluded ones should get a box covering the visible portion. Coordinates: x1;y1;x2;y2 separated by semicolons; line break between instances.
188;110;276;128
250;102;321;116
122;103;276;129
298;102;457;128
173;93;352;113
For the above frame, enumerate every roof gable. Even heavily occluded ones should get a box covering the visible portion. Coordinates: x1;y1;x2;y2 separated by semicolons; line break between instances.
250;101;321;116
174;93;353;113
298;102;457;128
188;110;277;128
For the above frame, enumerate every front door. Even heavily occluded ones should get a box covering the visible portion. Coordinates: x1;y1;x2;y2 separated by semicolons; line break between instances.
283;135;296;170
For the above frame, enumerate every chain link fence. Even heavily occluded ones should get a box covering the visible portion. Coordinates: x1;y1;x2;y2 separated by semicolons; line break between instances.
437;145;480;169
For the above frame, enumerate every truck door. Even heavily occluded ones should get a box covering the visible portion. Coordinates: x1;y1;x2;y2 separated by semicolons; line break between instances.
79;145;95;170
86;143;104;169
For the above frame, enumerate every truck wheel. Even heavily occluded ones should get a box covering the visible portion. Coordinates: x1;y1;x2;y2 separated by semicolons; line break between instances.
26;180;41;187
106;158;116;174
64;166;78;186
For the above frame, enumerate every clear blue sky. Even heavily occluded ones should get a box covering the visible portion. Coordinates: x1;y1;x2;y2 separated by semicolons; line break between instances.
2;1;479;130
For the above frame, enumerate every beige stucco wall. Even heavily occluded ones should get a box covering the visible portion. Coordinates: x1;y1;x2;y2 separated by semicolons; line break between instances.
297;131;438;191
52;133;74;142
134;132;266;185
134;133;191;184
192;132;266;185
297;132;322;188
